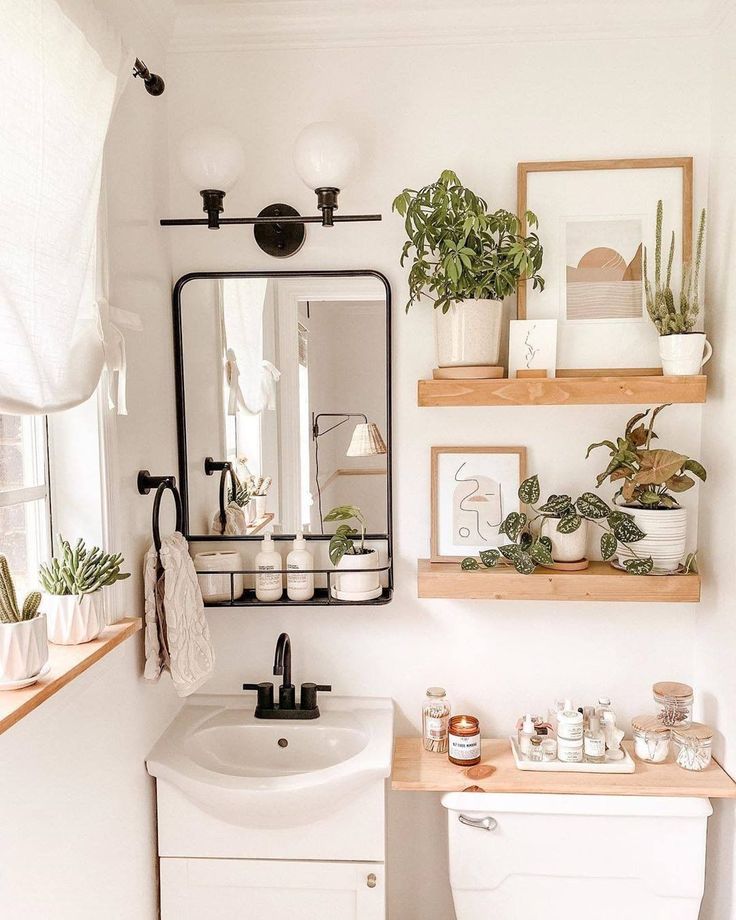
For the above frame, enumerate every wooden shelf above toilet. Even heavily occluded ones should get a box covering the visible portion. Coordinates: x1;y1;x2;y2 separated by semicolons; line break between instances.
417;560;700;603
392;738;736;798
417;374;707;407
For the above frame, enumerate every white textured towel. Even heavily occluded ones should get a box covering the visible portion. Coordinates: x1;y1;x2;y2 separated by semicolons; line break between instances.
144;533;215;697
210;501;247;536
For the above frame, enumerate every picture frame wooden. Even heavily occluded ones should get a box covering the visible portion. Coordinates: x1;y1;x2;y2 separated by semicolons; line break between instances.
430;446;527;563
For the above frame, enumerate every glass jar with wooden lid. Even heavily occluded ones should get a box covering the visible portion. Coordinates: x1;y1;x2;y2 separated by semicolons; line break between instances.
632;714;671;763
672;723;714;771
448;715;481;766
653;681;693;728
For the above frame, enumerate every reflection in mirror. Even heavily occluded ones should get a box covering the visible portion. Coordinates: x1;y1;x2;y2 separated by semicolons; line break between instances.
178;274;389;538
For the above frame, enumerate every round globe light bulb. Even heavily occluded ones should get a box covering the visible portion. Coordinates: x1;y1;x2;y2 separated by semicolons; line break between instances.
178;126;245;192
293;122;359;191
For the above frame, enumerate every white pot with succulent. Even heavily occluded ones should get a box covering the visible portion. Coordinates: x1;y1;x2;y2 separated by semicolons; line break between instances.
393;169;545;373
325;504;382;601
0;554;48;687
39;537;130;644
587;405;706;574
645;201;712;376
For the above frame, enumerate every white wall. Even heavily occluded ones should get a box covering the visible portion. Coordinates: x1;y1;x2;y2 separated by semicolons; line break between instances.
0;6;182;919
165;34;712;918
696;6;736;918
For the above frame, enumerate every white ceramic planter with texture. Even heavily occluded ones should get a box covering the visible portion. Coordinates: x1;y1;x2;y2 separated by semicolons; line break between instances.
659;332;712;376
540;517;588;562
335;550;381;595
42;592;104;645
0;615;48;682
615;506;688;573
434;299;503;367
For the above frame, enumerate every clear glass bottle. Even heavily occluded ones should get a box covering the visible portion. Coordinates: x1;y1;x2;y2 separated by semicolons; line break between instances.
422;687;451;753
596;696;616;748
584;715;606;763
528;736;544;762
653;681;693;729
672;723;713;771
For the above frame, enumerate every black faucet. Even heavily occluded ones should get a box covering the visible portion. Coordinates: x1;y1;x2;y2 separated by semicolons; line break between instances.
243;632;331;720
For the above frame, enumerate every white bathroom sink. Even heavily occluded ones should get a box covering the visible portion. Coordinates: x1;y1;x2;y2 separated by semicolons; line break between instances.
147;693;394;828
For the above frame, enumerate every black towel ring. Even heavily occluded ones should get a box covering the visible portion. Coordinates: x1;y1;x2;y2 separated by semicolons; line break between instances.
204;457;238;533
137;470;183;552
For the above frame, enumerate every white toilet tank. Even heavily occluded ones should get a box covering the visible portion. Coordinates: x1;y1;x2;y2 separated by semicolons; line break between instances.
442;792;711;920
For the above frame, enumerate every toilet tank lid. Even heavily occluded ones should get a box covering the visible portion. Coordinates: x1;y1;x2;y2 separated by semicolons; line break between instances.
441;792;712;819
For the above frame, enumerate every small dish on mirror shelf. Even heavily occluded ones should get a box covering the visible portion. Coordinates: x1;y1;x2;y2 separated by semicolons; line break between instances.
0;661;51;692
330;585;384;602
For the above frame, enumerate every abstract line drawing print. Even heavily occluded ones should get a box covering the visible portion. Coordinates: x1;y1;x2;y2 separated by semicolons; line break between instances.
452;461;502;545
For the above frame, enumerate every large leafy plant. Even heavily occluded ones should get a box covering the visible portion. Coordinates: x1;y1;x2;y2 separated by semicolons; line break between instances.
392;169;545;313
324;505;371;565
644;199;706;335
460;475;652;576
39;536;130;596
587;404;706;510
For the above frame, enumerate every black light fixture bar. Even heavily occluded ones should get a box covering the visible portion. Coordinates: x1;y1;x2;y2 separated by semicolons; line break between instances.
160;214;381;226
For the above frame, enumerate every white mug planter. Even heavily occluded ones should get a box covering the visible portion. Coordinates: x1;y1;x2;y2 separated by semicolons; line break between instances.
42;592;104;645
659;332;712;376
540;517;588;563
332;550;382;601
434;299;503;368
253;495;267;519
615;506;688;573
0;615;48;684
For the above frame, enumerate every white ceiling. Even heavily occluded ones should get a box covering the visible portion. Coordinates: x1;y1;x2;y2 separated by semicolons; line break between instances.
141;0;733;51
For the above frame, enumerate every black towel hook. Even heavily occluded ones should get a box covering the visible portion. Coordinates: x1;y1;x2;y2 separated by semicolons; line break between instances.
137;470;183;552
204;458;238;533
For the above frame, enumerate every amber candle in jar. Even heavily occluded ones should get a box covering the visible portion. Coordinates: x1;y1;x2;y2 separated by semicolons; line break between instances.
448;715;481;765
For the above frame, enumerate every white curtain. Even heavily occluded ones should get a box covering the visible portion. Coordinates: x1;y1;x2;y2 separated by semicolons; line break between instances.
0;0;132;414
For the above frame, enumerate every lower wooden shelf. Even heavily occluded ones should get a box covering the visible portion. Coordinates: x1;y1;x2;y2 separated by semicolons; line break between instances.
392;738;736;798
417;559;700;603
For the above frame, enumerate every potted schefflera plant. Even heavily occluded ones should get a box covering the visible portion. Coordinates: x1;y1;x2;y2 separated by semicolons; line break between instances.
587;405;706;573
39;537;130;644
393;169;544;372
0;555;47;686
324;505;381;601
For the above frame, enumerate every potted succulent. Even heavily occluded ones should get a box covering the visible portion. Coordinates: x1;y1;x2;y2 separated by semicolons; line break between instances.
644;200;711;375
587;405;706;573
460;475;650;575
0;555;47;685
39;537;130;644
393;169;544;371
324;504;381;600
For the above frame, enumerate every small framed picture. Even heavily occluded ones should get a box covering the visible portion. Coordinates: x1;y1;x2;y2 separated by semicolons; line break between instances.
431;446;527;563
508;319;558;378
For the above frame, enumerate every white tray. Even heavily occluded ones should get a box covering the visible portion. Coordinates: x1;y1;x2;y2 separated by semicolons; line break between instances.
510;737;636;774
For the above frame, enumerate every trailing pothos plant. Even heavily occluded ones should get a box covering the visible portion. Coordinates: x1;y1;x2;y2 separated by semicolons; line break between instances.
324;505;372;565
392;169;545;314
587;404;707;509
461;475;653;576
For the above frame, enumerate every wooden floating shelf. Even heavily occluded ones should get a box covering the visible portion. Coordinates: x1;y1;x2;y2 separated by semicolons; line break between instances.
417;559;700;603
392;738;736;798
417;374;707;407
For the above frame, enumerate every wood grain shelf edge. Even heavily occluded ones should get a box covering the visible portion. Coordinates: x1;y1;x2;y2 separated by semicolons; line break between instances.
0;617;142;736
417;560;701;603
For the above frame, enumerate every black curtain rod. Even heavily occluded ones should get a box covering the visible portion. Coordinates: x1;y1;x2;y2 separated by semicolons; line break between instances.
133;58;165;96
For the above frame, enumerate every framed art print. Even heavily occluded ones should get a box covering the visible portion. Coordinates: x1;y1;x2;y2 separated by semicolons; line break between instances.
508;319;558;378
431;446;526;563
517;157;693;372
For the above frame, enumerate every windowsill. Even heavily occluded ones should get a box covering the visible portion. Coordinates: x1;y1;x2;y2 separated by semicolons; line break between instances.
0;617;142;736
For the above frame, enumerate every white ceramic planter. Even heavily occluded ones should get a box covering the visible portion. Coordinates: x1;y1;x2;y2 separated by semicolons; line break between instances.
334;550;381;597
434;299;503;367
42;592;104;645
194;551;245;603
254;495;267;519
0;615;48;682
615;505;688;573
658;333;712;376
540;517;588;562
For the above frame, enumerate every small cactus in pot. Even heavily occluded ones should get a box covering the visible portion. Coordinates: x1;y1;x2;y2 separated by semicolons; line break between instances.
0;555;48;685
39;537;130;645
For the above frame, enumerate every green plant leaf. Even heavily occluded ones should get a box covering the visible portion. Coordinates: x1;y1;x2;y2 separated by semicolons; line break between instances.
539;494;572;516
666;473;695;493
499;544;522;561
600;532;617;561
682;458;707;481
557;514;582;534
479;549;500;568
529;540;554;565
513;552;536;575
585;439;616;459
632;449;688;486
575;492;611;519
683;552;699;574
461;557;480;570
518;474;540;504
503;511;526;542
623;557;654;575
611;516;647;543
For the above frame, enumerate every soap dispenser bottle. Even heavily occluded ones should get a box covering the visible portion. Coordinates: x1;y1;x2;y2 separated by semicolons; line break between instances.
286;532;315;601
584;715;606;763
255;535;283;602
519;714;536;758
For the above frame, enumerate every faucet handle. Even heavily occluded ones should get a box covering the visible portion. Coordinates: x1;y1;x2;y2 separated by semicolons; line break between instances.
300;682;331;712
315;685;332;693
243;681;274;712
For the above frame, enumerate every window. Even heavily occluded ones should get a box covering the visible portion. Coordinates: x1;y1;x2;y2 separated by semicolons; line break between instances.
0;414;51;596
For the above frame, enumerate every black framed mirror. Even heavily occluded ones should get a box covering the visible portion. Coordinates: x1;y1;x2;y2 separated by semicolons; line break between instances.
172;270;393;600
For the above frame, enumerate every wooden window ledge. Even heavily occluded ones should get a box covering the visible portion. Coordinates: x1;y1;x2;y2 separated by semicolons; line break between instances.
0;618;142;736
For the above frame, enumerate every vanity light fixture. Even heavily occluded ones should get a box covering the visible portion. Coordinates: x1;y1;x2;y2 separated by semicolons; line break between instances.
161;122;381;257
